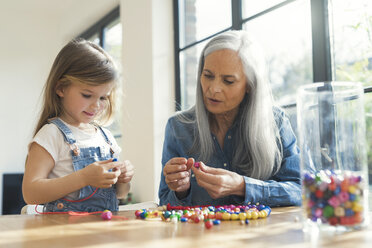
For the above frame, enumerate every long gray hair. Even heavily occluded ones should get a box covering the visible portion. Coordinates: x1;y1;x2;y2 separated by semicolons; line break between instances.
185;30;282;180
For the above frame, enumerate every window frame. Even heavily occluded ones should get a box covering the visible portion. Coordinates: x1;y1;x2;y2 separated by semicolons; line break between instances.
78;6;120;49
173;0;337;110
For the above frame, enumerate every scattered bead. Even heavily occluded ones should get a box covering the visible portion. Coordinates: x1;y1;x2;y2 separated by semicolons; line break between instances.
213;219;221;225
205;220;213;229
101;210;112;220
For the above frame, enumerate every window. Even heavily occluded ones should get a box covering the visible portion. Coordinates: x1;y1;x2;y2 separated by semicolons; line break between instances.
79;7;122;142
329;0;372;181
174;0;312;109
174;0;372;180
243;0;312;105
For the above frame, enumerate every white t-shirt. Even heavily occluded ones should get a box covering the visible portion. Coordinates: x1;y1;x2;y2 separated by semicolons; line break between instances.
30;120;121;199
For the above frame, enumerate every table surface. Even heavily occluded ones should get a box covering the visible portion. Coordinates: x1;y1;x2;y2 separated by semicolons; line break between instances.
0;206;371;248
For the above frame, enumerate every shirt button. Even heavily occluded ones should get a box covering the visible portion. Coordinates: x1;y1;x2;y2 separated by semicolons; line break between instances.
223;163;227;167
192;174;195;178
228;135;231;139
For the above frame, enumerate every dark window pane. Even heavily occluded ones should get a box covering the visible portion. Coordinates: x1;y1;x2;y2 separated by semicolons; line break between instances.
87;33;100;45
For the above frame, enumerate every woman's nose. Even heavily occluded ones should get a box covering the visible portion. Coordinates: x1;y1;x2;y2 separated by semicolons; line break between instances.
210;81;222;93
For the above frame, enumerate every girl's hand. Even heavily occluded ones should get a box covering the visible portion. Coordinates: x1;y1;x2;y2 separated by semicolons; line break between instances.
115;160;134;184
163;157;194;195
80;160;121;188
191;162;245;199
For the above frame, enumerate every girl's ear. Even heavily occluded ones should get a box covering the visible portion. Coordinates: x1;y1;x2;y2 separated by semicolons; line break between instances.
55;82;64;97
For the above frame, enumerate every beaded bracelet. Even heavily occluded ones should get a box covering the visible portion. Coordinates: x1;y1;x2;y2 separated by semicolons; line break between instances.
135;203;271;229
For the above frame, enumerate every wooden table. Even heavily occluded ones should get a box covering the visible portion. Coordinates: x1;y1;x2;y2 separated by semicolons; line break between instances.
0;207;371;248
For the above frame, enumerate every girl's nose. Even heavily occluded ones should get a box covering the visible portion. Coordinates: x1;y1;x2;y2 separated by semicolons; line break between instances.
91;99;101;109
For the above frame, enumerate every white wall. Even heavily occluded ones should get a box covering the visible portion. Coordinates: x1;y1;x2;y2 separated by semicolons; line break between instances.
121;0;174;203
0;0;173;214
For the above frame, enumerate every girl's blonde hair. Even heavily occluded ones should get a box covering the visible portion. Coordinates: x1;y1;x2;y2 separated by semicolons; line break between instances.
34;38;119;136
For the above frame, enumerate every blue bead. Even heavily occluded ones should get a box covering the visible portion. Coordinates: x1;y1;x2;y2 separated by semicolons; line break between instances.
349;194;356;201
163;211;171;218
257;205;266;211
213;219;221;225
180;217;188;222
245;219;249;224
317;202;325;208
334;186;341;195
263;207;271;215
345;209;354;216
140;212;147;219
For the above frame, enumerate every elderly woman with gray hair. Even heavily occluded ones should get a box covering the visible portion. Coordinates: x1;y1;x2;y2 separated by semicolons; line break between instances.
159;30;301;207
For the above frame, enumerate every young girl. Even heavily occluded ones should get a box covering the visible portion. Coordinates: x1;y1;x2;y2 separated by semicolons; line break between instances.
22;38;134;212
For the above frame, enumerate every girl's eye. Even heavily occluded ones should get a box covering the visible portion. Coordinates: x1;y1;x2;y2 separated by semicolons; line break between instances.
82;94;91;98
100;96;108;101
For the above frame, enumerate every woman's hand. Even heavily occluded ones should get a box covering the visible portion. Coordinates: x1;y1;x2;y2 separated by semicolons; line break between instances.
80;160;121;188
191;162;245;199
115;160;134;184
163;157;194;196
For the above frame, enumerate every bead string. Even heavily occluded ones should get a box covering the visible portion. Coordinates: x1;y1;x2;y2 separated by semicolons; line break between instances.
33;205;128;220
135;203;271;229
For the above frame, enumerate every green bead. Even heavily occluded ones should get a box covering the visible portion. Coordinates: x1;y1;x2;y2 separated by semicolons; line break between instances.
323;206;334;218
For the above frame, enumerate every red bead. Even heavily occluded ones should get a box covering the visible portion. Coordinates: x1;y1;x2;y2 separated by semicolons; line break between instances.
329;217;338;225
205;220;213;229
315;190;323;198
193;216;201;223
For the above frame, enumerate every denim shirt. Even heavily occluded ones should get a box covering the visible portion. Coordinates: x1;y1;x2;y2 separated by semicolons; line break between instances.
44;118;119;212
158;108;301;207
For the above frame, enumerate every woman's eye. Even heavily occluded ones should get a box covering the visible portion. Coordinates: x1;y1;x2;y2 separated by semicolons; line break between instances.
82;94;91;98
224;79;234;84
203;73;213;79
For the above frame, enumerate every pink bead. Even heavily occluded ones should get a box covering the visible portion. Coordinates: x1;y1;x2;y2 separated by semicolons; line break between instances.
338;191;349;203
194;162;200;168
315;208;323;218
328;196;341;208
101;210;113;220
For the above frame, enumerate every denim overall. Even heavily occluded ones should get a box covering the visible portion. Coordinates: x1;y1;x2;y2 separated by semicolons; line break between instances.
44;118;119;212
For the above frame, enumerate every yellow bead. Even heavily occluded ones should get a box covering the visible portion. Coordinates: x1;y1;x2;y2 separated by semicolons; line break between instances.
222;212;231;220
352;203;363;212
348;185;356;194
259;211;267;218
239;213;247;220
231;213;239;220
246;212;252;219
251;211;259;220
